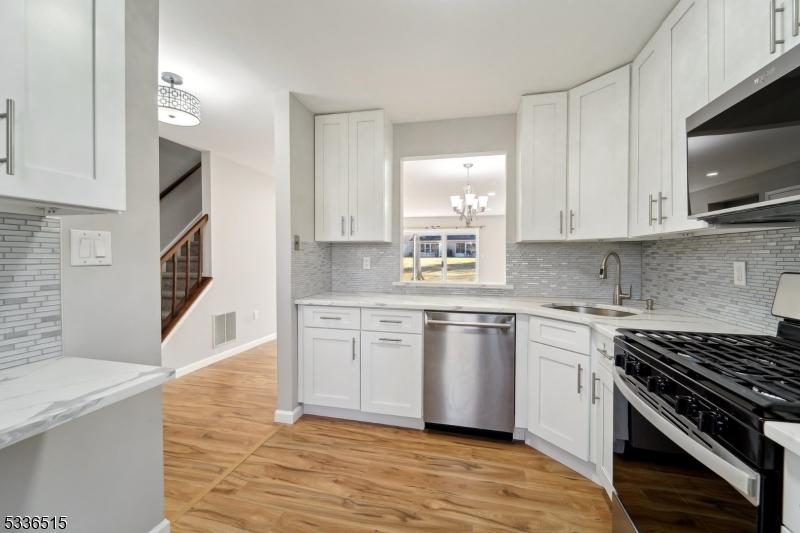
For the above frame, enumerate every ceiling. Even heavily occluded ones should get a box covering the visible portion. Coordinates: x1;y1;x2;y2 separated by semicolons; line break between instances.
403;154;506;218
158;0;679;174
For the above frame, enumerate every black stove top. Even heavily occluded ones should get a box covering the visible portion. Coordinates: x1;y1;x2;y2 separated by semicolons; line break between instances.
617;328;800;419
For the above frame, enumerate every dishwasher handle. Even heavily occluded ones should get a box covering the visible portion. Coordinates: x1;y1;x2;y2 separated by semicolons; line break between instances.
425;318;512;330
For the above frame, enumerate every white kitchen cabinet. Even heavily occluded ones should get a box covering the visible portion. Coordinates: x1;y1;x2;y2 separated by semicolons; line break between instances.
302;327;360;409
360;331;422;418
664;0;710;233
0;0;126;213
567;65;630;240
592;361;614;495
516;92;568;241
315;109;392;242
785;450;800;533
528;341;591;461
629;29;670;237
709;0;786;99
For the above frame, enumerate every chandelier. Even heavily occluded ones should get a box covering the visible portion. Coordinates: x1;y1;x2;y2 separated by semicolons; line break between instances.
450;163;488;226
157;72;201;127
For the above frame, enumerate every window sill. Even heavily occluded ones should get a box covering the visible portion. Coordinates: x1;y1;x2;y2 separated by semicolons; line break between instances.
392;281;514;290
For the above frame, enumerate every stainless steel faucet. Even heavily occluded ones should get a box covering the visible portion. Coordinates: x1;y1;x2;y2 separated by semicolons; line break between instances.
599;251;632;306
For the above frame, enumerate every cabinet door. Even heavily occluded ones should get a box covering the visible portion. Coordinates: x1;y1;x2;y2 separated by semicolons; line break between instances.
593;363;614;495
315;113;350;241
567;65;630;240
786;0;800;51
709;0;782;98
629;31;670;237
348;110;389;242
0;0;125;212
302;327;360;409
665;0;710;233
360;331;422;418
528;341;591;461
516;93;568;241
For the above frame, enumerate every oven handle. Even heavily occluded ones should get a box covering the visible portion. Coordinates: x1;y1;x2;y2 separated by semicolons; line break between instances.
613;370;760;506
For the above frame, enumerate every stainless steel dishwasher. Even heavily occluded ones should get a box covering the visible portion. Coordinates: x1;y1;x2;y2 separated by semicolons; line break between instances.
423;311;515;436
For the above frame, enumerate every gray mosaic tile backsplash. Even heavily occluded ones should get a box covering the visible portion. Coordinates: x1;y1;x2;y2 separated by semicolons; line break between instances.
643;227;800;334
329;241;643;301
0;214;62;370
292;241;332;298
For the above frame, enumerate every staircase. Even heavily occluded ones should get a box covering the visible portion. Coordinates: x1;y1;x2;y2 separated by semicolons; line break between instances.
161;214;211;340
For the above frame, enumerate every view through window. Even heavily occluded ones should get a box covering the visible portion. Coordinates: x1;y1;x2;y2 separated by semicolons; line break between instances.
401;154;506;284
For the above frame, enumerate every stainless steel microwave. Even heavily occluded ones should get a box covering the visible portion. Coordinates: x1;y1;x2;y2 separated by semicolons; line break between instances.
686;44;800;224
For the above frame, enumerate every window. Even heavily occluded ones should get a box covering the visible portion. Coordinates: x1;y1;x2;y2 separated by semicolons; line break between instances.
402;231;478;282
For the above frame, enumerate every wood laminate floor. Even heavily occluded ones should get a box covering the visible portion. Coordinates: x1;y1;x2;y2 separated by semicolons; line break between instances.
163;341;612;532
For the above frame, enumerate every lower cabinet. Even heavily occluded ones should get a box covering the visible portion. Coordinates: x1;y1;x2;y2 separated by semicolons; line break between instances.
302;327;360;409
593;363;614;494
528;341;591;461
361;331;422;418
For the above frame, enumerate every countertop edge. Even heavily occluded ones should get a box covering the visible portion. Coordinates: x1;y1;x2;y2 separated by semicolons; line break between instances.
765;421;800;456
0;357;175;452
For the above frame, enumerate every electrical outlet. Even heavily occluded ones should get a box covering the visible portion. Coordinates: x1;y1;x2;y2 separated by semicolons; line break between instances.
253;309;260;320
733;261;747;287
363;257;371;270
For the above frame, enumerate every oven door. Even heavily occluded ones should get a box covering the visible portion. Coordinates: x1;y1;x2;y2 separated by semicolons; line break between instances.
612;369;766;533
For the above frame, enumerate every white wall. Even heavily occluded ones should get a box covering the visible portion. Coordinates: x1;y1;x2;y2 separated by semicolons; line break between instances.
274;92;315;413
403;214;506;283
0;1;166;531
161;153;276;370
160;169;202;249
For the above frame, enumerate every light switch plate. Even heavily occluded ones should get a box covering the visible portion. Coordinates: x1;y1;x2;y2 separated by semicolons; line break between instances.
362;257;371;270
733;261;747;287
70;229;112;266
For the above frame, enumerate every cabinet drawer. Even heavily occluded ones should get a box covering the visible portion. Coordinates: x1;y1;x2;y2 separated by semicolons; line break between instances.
529;316;590;354
361;308;423;334
785;451;800;533
303;306;361;330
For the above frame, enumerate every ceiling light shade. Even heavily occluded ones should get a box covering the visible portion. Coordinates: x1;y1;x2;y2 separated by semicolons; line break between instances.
157;72;201;126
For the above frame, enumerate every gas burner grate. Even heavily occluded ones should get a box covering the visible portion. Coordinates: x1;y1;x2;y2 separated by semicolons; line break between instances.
620;329;800;413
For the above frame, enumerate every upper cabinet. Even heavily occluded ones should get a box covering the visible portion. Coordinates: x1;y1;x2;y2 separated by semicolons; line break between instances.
0;0;126;214
516;93;568;241
567;65;630;240
708;0;787;98
315;110;392;242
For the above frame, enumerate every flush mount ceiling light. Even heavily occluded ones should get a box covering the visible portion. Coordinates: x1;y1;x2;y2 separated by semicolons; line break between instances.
157;72;201;127
450;163;488;227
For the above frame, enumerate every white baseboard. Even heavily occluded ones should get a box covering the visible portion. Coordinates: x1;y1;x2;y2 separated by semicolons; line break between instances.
273;405;303;424
149;518;170;533
174;333;277;378
302;404;425;430
524;432;599;484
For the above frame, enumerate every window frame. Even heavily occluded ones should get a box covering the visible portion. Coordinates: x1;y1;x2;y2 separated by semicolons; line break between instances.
401;229;480;283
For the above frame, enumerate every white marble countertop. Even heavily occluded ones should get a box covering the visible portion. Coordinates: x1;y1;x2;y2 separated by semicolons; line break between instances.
295;292;756;337
766;421;800;457
0;357;174;451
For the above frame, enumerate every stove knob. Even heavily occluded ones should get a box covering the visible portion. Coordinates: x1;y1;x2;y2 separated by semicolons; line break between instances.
675;395;695;416
697;411;717;434
614;354;626;368
646;376;661;392
624;359;636;375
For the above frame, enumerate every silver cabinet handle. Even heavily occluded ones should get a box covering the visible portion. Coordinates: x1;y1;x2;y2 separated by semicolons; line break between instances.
658;191;668;224
425;319;512;330
569;210;575;234
577;363;583;394
794;0;799;36
378;337;402;342
319;316;341;320
340;216;345;236
648;194;657;225
598;345;614;361
379;319;402;324
592;372;600;404
559;210;564;235
772;0;785;54
350;215;355;236
0;99;14;176
352;337;356;360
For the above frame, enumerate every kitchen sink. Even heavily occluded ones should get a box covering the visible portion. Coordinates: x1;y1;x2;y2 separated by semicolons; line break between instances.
546;304;638;317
